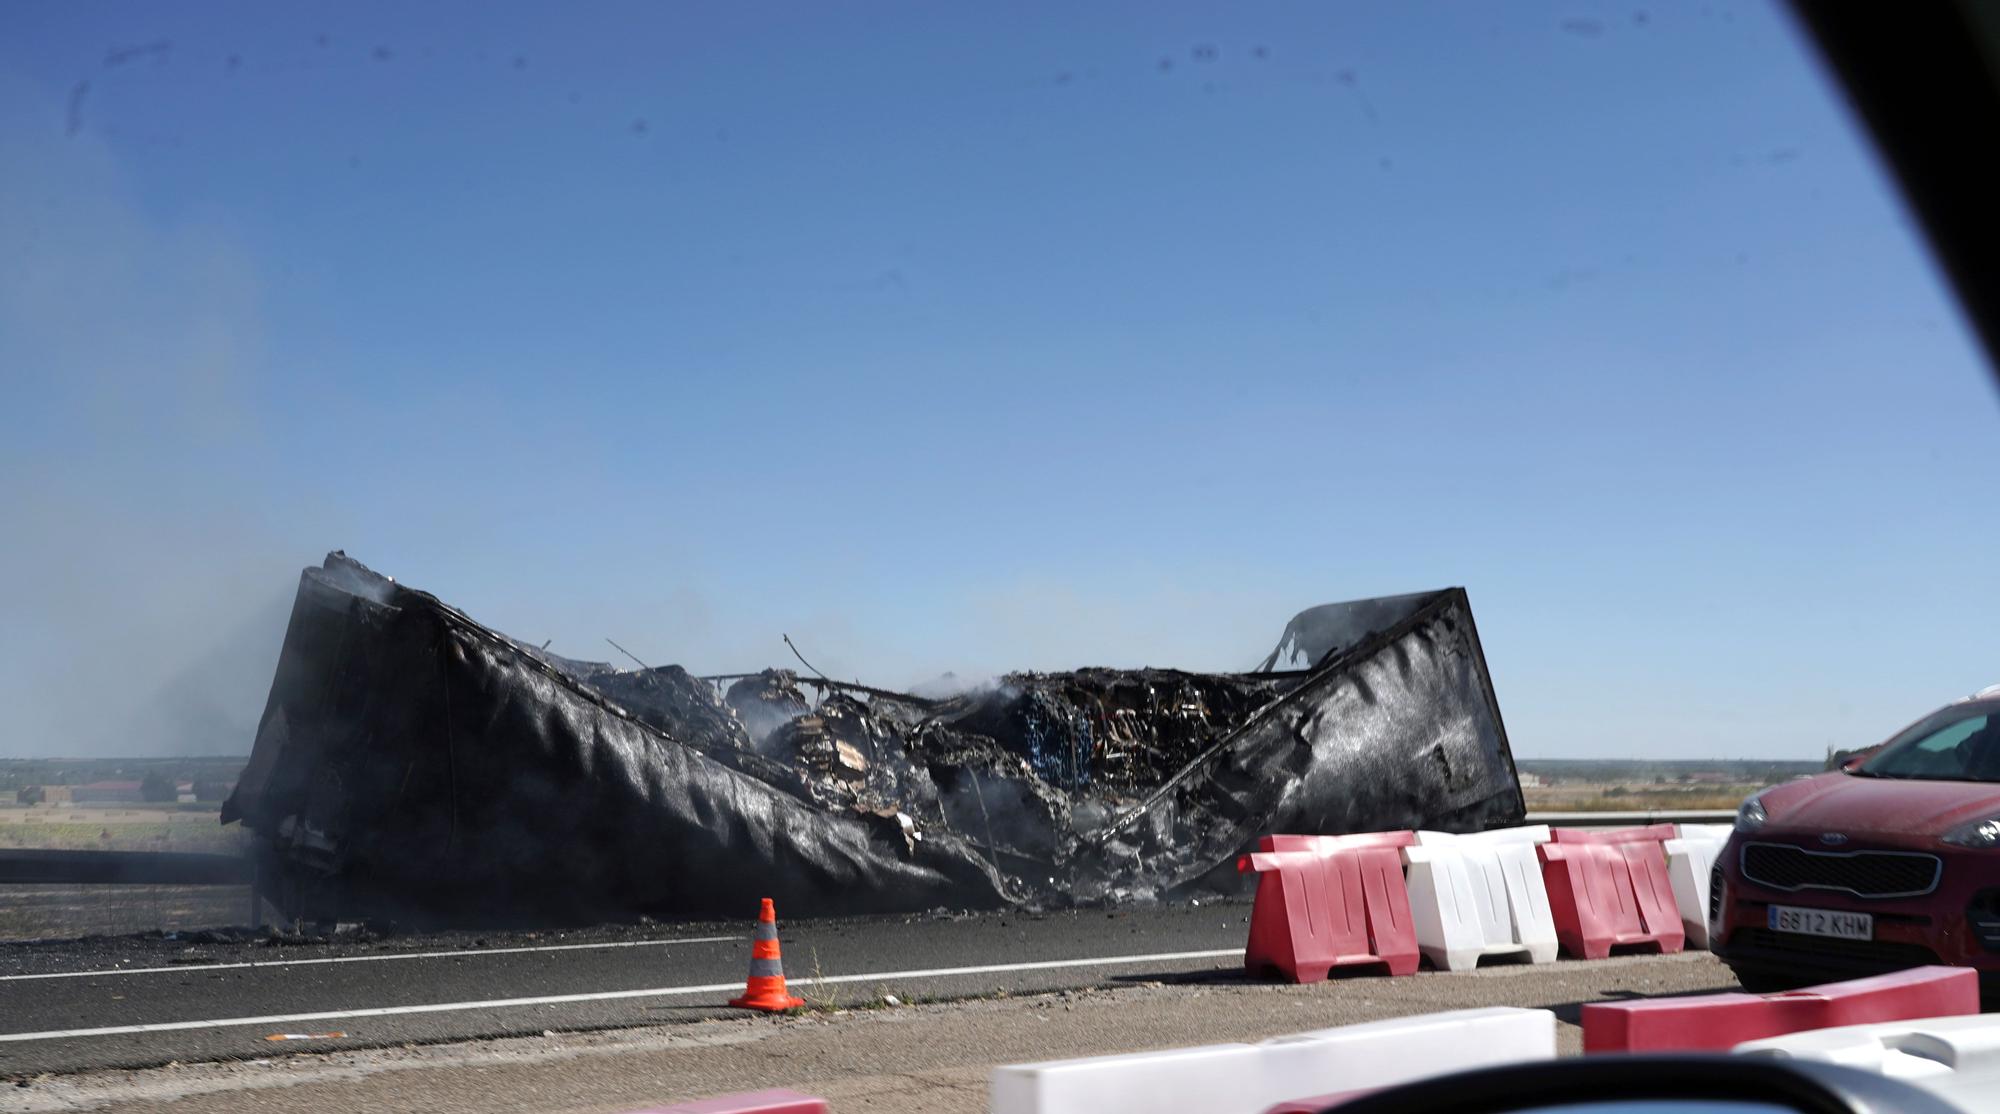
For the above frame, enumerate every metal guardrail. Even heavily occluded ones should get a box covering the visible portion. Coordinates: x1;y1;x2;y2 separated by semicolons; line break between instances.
1526;809;1738;828
0;848;255;885
0;849;265;933
1;814;1737;885
0;812;1733;935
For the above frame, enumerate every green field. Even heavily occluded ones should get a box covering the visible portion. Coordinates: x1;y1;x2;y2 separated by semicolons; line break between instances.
0;808;248;853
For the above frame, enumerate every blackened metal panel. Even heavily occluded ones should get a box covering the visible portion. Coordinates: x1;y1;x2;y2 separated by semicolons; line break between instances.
1254;590;1446;672
223;563;400;829
1076;589;1523;901
229;554;1011;922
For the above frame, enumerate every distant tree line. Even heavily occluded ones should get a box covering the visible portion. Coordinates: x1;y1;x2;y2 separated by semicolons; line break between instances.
1517;758;1822;782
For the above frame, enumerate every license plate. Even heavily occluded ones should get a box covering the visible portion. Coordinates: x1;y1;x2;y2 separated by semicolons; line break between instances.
1767;904;1872;941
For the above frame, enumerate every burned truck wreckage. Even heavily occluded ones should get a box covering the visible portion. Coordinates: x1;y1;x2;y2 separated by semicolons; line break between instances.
223;553;1525;924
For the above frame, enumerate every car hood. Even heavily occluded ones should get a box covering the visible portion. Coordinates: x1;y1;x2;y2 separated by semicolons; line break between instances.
1758;771;2000;839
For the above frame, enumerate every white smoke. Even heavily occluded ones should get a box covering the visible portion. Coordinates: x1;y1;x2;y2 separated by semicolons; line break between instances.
0;70;304;757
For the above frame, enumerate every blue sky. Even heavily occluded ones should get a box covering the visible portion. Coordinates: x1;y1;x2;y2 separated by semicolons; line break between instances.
2;1;1995;760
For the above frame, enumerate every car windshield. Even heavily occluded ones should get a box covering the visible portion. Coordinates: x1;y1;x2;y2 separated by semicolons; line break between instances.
1858;705;2000;781
13;6;2000;1110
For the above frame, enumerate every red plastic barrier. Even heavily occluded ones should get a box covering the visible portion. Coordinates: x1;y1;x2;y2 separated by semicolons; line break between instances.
1581;965;1979;1053
1260;832;1414;854
627;1090;827;1114
1240;831;1419;983
1537;825;1683;960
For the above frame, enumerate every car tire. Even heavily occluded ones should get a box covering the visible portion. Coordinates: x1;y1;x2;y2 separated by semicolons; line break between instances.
1726;965;1805;994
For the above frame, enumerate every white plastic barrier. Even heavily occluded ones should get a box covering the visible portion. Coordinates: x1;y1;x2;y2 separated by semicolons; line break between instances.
1404;826;1558;971
1257;1007;1557;1108
1735;1014;2000;1114
989;1007;1556;1114
991;1043;1263;1114
1676;823;1735;843
1664;834;1727;949
1924;1067;2000;1113
1411;825;1551;847
1734;1014;2000;1079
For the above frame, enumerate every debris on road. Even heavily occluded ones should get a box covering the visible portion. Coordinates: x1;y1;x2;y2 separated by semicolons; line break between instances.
223;553;1524;923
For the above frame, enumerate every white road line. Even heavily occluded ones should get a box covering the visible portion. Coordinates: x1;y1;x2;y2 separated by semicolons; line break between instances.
0;948;1242;1043
0;936;739;982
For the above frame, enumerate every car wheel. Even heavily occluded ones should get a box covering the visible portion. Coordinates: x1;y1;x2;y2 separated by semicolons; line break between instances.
1726;966;1804;994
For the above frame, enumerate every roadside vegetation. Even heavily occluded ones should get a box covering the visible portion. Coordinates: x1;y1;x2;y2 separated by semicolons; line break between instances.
1516;758;1813;814
0;806;246;853
1524;786;1755;812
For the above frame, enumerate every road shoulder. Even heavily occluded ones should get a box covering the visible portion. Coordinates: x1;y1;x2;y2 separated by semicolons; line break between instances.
3;953;1737;1114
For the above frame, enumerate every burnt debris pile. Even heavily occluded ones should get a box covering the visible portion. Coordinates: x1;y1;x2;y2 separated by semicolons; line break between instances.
223;553;1524;925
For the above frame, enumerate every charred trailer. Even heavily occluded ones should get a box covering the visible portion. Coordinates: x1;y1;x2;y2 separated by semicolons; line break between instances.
224;554;1522;925
222;556;1011;925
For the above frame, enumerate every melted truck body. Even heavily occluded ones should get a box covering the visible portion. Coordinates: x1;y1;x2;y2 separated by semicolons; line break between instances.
225;554;1523;923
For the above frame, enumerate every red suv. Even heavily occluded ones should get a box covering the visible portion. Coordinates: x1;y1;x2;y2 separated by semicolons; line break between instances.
1711;695;2000;993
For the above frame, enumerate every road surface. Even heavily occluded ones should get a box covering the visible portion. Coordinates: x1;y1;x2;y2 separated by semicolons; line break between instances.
3;950;1744;1114
1;903;1255;1075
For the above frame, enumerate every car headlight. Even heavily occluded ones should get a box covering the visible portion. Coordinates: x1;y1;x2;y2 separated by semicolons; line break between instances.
1943;815;2000;848
1735;794;1767;833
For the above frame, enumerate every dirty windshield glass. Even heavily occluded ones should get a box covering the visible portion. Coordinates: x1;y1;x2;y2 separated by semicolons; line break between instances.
5;3;2000;1109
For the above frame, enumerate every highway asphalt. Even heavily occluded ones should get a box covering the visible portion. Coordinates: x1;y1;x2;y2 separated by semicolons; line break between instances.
5;954;1748;1114
0;902;1255;1076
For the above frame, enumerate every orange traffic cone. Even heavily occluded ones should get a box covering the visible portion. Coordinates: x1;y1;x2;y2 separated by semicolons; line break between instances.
729;898;805;1011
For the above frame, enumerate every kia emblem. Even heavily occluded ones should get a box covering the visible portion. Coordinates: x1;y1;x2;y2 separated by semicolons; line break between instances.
1820;832;1849;846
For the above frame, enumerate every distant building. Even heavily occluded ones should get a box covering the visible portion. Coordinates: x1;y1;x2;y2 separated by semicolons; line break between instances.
71;780;145;804
32;785;74;805
1517;772;1545;788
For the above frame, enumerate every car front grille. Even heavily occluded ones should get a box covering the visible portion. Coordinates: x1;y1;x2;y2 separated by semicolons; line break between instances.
1740;842;1941;898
